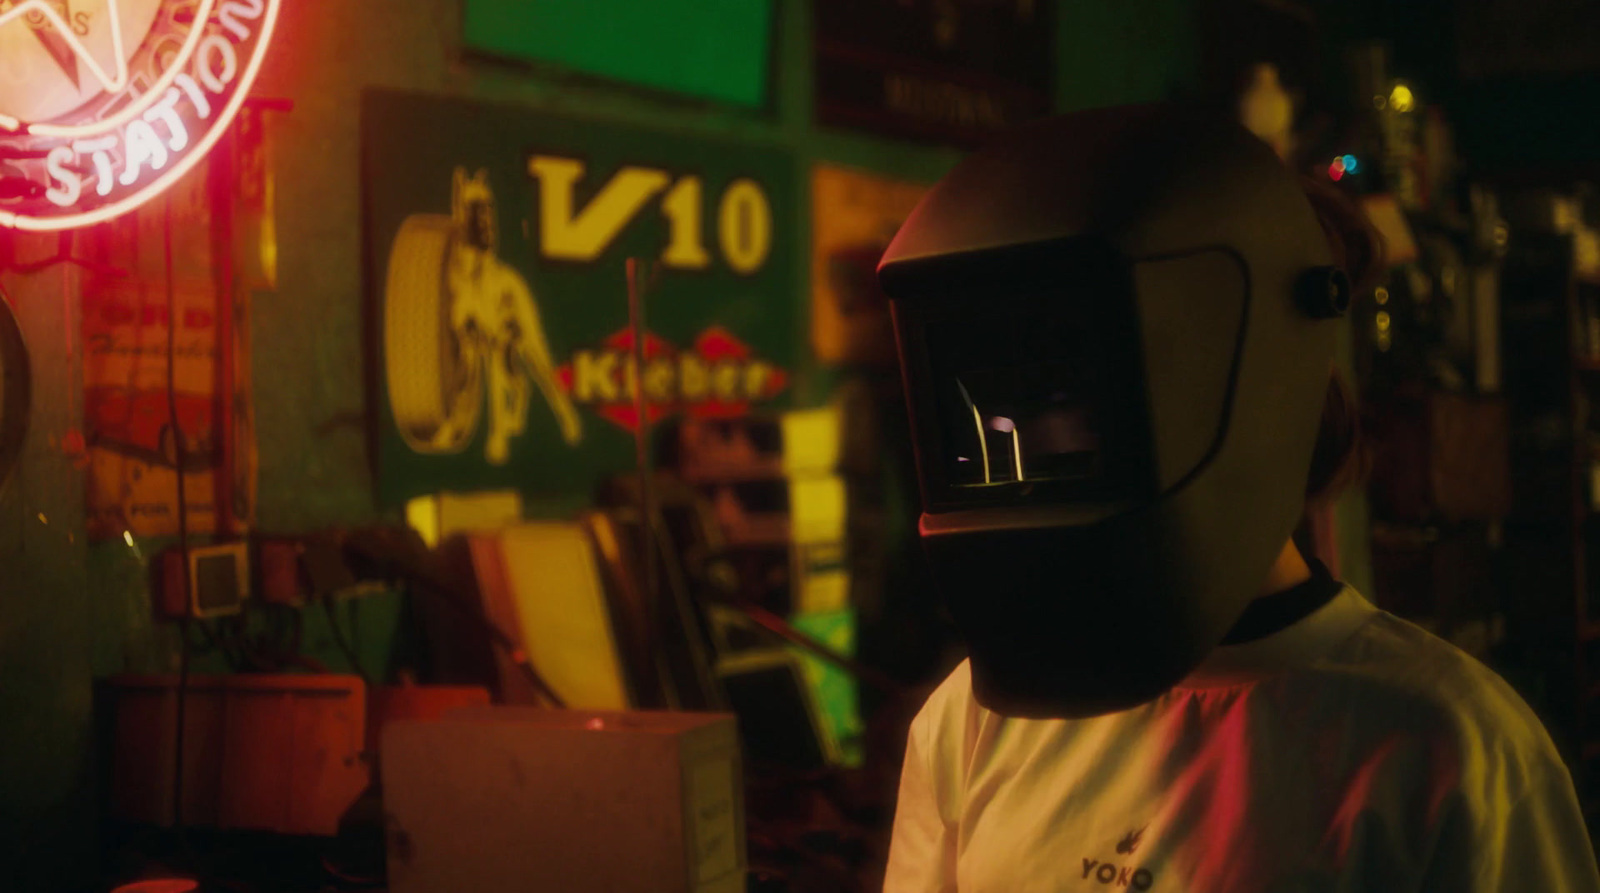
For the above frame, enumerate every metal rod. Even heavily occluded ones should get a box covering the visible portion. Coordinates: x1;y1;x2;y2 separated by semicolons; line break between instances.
626;258;659;647
739;604;909;699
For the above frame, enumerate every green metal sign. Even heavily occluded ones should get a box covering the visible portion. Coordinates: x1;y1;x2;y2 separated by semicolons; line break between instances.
462;0;774;109
362;89;798;506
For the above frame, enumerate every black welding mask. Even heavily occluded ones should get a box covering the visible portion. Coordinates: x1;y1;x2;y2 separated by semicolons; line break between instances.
878;105;1351;719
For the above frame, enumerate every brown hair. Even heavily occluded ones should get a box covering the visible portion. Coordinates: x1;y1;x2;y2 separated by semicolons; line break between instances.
1299;176;1386;507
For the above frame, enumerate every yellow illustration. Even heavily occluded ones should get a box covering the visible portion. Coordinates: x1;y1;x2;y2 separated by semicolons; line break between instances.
385;167;582;465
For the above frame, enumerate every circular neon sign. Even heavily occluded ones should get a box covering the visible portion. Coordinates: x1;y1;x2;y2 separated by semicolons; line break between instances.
0;0;280;231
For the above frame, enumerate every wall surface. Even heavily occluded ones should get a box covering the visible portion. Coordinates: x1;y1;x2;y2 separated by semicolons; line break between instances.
0;2;1200;888
0;254;94;890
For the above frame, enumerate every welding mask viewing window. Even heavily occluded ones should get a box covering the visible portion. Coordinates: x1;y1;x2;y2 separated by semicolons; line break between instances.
879;105;1350;719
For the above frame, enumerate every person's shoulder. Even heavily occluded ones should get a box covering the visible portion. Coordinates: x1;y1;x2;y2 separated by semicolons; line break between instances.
907;659;983;753
1334;608;1535;720
1316;603;1565;781
911;659;976;729
1317;604;1600;883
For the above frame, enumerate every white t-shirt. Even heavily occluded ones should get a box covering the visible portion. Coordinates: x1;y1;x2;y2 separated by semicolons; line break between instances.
885;585;1600;892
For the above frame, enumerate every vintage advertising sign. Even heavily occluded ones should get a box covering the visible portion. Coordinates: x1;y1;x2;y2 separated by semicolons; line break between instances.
814;0;1053;146
81;166;255;539
363;90;798;506
0;0;280;231
810;164;929;368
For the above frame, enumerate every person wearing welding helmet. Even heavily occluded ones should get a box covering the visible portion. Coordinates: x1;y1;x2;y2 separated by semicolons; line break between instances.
878;105;1600;891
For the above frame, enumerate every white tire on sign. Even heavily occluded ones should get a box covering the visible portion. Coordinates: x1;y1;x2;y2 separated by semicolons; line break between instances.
385;214;481;454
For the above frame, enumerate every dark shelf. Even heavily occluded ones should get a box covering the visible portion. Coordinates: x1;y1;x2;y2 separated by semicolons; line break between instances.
1503;517;1573;531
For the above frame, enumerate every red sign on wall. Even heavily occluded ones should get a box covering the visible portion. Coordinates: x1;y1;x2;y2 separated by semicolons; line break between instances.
556;326;789;433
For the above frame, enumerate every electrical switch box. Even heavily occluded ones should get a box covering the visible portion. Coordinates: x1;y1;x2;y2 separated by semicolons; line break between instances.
160;542;249;619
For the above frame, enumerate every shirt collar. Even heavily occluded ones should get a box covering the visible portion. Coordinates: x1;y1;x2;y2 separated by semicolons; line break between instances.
1175;584;1379;689
1220;556;1343;645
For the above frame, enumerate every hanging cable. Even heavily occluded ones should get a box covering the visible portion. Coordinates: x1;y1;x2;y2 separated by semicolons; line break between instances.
339;528;566;707
164;197;195;833
192;618;243;672
323;595;372;687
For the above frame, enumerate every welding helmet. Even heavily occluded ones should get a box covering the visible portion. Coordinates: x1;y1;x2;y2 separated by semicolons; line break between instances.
878;105;1350;718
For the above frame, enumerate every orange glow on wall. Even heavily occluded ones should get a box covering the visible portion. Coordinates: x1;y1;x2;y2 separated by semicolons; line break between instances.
0;0;281;232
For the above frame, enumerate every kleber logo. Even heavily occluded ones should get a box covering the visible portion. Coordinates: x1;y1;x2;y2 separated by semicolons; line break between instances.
556;326;787;433
0;0;281;231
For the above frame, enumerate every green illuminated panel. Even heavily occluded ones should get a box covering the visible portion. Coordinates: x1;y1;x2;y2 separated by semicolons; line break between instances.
791;609;863;768
463;0;773;109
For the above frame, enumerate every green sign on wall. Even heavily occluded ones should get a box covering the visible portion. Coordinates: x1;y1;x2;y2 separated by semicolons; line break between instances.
362;89;798;506
463;0;774;109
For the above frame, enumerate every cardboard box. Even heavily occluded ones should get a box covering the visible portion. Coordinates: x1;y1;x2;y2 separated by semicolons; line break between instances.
383;708;744;893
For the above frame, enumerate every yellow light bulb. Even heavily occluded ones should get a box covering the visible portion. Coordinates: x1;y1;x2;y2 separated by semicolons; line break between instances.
1389;83;1415;113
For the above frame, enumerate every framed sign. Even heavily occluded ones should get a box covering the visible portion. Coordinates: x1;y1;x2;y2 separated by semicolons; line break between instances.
362;90;798;507
810;165;928;368
0;0;281;231
81;163;255;540
462;0;775;110
813;0;1053;146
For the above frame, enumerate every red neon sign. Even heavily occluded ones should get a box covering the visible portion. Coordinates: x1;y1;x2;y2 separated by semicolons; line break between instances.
0;0;280;231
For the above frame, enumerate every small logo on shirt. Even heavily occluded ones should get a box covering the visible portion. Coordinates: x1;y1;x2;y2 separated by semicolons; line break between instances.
1081;857;1155;890
1116;827;1146;855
